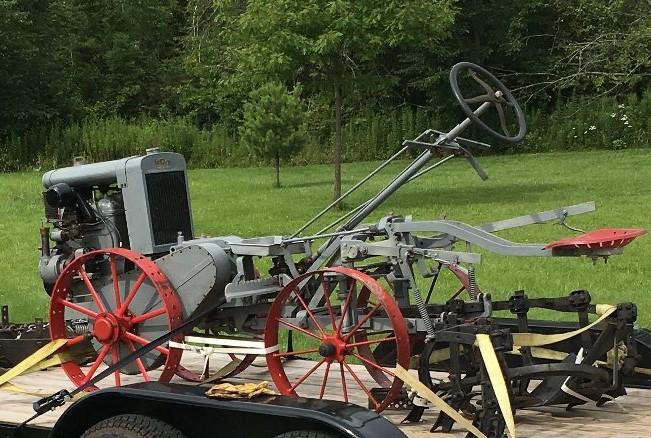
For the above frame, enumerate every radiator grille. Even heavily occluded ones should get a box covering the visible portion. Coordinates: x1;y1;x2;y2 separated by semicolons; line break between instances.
145;171;192;246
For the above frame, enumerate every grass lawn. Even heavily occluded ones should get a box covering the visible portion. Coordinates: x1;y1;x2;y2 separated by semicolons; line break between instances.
1;148;650;326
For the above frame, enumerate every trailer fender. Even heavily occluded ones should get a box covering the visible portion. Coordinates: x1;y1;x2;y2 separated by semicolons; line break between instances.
50;383;405;438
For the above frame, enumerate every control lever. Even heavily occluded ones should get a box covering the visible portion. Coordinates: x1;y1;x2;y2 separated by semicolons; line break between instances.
460;146;488;181
430;129;492;150
404;137;489;181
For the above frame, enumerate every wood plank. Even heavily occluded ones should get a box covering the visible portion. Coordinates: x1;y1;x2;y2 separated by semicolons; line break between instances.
0;352;650;438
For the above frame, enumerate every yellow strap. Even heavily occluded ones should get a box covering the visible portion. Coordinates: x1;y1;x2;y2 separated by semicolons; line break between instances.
0;339;68;388
512;305;616;347
409;348;452;368
1;382;50;397
508;346;569;362
394;365;487;438
475;334;516;438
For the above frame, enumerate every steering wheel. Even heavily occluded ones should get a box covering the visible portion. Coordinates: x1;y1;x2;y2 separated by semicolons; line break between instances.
449;62;527;144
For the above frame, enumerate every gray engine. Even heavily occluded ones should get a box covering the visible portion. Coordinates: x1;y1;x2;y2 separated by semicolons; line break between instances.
40;150;193;288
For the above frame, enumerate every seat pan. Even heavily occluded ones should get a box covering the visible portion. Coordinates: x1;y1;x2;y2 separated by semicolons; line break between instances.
545;228;646;250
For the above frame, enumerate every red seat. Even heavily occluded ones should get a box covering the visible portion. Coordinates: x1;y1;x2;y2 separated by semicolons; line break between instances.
545;228;647;250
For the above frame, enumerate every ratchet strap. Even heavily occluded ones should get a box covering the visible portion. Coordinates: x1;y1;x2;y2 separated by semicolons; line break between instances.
25;296;228;427
475;334;516;438
395;365;487;438
511;304;616;347
0;339;68;389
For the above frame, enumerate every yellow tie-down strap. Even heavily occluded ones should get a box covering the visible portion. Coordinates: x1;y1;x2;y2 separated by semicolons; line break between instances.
511;304;616;348
0;339;69;396
394;365;487;438
475;334;516;438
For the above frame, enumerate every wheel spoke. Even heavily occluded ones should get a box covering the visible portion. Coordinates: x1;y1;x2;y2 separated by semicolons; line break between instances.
495;101;511;136
111;344;121;386
291;288;326;336
79;267;107;313
321;277;337;330
336;281;357;333
83;345;110;384
351;352;396;378
124;331;170;356
464;94;491;104
59;298;99;319
117;272;147;315
126;339;150;381
277;318;322;341
346;336;397;349
131;307;167;325
109;255;122;309
319;361;331;399
339;361;348;403
290;358;326;392
343;361;380;409
272;347;319;358
65;335;87;347
343;302;382;342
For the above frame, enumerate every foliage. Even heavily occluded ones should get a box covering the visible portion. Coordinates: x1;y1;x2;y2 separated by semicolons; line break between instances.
239;83;307;187
1;89;649;172
0;0;649;172
211;0;456;198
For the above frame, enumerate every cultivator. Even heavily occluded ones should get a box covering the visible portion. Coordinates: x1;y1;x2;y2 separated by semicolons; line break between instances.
30;62;648;436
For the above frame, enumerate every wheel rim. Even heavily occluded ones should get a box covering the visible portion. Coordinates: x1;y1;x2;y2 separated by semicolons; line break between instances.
49;248;183;390
176;353;257;382
265;267;410;412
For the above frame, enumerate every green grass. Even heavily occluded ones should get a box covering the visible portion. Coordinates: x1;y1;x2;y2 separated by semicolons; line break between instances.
1;148;650;326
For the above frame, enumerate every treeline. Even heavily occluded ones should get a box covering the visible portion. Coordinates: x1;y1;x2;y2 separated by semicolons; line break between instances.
1;0;649;172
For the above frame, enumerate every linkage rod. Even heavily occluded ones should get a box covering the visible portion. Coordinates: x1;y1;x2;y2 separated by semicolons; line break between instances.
289;144;410;238
315;200;369;236
339;102;491;232
282;227;370;244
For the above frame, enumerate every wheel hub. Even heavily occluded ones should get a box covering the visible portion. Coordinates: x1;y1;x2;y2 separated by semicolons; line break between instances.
319;335;349;361
93;312;132;345
93;313;120;344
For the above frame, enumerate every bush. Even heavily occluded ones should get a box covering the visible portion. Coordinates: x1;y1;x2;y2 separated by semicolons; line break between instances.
0;91;649;172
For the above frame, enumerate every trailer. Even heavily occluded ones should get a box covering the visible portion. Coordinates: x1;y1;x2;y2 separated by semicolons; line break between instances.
1;353;651;438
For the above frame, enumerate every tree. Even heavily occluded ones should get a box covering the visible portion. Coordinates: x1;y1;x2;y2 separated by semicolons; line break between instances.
239;83;307;187
213;0;456;200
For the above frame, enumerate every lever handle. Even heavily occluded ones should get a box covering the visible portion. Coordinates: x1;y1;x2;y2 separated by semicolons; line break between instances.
33;389;70;414
430;129;492;150
462;149;489;181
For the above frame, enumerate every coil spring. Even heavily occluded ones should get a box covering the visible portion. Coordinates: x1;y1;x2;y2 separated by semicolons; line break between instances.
413;287;435;338
71;320;90;336
468;266;478;301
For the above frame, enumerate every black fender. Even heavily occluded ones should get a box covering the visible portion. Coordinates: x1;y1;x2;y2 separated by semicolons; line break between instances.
50;382;406;438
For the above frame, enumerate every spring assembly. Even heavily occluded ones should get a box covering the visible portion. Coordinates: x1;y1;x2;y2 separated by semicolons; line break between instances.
468;266;478;301
413;287;435;339
70;319;90;336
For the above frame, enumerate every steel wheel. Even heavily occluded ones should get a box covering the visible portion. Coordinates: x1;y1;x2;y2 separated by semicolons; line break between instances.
176;352;257;382
265;267;410;412
49;248;183;390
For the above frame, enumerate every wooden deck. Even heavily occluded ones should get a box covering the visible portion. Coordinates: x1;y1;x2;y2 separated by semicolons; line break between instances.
2;353;651;437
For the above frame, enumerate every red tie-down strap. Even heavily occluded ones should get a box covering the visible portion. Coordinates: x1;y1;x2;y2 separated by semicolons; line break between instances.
545;228;647;250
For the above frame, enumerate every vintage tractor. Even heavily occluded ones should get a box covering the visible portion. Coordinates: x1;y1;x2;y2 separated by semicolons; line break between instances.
38;63;647;435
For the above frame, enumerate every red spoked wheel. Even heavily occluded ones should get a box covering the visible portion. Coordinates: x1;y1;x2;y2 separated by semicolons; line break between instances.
49;248;183;390
265;267;410;412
